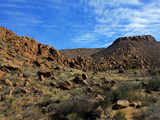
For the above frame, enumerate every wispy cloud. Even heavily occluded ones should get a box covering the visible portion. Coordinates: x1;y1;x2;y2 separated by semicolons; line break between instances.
74;0;160;47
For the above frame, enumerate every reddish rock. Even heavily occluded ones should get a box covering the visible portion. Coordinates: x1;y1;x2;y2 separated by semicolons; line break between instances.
0;70;6;79
50;81;58;87
38;70;51;77
24;81;30;87
4;79;12;86
1;63;22;72
59;80;73;90
40;75;45;81
33;60;42;67
51;76;58;80
0;85;2;90
74;75;83;84
21;88;29;94
82;73;88;80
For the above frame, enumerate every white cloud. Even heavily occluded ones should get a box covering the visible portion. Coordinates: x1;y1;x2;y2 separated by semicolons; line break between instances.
73;33;98;43
74;0;160;46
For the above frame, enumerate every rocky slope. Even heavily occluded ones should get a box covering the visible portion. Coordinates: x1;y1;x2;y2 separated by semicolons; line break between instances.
59;48;105;59
0;27;69;66
92;35;160;69
0;27;160;71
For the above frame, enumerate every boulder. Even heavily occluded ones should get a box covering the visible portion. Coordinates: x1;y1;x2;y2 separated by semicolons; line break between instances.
4;79;12;86
82;80;89;86
82;73;88;80
23;72;31;78
33;60;42;67
118;69;125;73
0;70;6;79
40;75;45;81
50;81;58;87
59;80;73;90
117;100;129;108
74;75;83;83
38;70;51;77
1;63;22;72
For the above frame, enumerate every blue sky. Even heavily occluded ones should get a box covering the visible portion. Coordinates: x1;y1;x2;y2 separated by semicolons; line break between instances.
0;0;160;50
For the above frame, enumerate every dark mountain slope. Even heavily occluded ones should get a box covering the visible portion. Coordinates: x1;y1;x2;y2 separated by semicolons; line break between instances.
92;35;160;68
59;48;105;59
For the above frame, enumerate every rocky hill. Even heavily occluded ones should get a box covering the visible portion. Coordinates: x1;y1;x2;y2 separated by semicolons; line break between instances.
0;27;69;66
59;48;105;59
92;35;160;69
0;27;160;71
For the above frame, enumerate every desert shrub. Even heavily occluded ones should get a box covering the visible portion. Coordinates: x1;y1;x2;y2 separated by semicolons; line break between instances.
52;96;101;120
147;69;158;76
139;102;160;120
113;111;127;120
113;83;137;102
146;77;160;92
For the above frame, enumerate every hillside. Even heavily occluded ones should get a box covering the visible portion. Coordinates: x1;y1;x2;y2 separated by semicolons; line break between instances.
92;35;160;69
0;27;160;120
59;48;105;59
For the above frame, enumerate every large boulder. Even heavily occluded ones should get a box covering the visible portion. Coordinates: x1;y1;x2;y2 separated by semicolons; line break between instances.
0;70;6;79
38;70;51;77
117;100;129;108
1;63;22;72
59;80;73;90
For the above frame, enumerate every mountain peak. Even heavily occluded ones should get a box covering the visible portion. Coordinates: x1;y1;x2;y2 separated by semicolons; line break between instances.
113;35;156;45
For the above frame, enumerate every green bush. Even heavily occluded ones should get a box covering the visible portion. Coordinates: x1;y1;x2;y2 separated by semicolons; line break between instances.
146;77;160;92
113;111;127;120
52;96;101;120
113;83;136;102
147;69;158;76
140;102;160;120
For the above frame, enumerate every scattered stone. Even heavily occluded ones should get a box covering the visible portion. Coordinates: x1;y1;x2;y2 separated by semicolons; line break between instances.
0;85;2;90
4;79;12;86
87;87;93;92
142;81;149;86
117;100;129;108
9;90;12;96
118;69;125;73
59;80;73;90
26;78;31;83
1;63;22;72
40;75;45;81
38;70;51;77
50;81;58;87
33;60;41;67
23;72;31;78
16;114;23;120
51;76;58;80
55;66;61;70
82;73;88;80
111;80;117;86
95;94;105;102
95;82;102;87
74;75;83;83
0;70;6;79
82;80;89;86
21;88;29;94
24;81;30;87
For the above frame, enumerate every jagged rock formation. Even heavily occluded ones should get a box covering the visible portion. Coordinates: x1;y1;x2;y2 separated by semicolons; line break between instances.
0;27;69;66
0;27;160;71
60;48;105;59
67;35;160;70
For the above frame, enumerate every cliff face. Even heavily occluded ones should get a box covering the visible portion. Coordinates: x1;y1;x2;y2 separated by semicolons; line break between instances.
0;27;69;66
